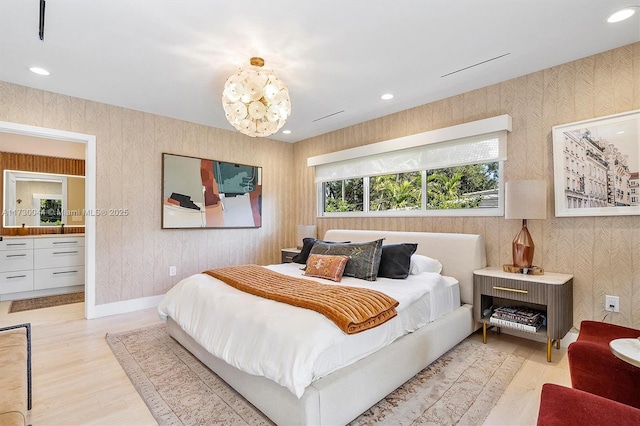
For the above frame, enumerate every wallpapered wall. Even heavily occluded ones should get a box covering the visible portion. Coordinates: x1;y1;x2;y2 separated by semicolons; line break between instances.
0;81;294;305
1;42;639;327
293;42;640;330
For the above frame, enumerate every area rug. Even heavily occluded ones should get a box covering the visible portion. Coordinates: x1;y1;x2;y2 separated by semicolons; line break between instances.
106;324;524;426
8;291;84;313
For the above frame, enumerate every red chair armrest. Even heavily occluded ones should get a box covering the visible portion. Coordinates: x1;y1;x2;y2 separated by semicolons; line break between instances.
568;340;640;408
538;384;640;426
577;320;640;345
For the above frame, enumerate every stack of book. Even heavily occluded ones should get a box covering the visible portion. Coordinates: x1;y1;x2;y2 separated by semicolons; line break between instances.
489;306;545;333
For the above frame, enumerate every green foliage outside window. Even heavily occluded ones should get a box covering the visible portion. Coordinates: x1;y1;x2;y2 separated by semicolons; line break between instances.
40;198;62;225
370;172;421;211
426;163;498;209
324;178;363;212
322;162;499;214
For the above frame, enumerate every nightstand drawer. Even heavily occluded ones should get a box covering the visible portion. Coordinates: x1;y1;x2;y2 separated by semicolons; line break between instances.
477;276;547;305
281;248;301;263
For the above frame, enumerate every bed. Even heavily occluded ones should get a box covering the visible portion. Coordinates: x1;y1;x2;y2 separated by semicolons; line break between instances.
158;229;486;425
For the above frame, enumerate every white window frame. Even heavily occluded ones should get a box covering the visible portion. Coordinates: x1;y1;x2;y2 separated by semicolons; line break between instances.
310;115;511;218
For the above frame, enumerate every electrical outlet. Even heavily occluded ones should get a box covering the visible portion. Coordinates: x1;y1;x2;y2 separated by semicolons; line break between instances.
169;266;176;276
605;295;619;312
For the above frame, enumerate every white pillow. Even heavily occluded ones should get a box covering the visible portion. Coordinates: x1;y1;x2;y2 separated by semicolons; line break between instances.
410;254;443;274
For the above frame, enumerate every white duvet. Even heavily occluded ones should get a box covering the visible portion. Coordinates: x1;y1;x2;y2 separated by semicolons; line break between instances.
157;263;459;398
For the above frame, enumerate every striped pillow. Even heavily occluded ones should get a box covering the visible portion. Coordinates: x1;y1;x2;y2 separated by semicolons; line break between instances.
310;239;384;281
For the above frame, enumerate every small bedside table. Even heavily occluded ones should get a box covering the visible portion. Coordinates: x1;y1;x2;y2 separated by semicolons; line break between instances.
281;248;301;263
610;338;640;368
473;267;573;362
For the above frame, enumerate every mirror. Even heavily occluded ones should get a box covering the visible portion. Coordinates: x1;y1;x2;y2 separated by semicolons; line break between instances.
3;170;85;227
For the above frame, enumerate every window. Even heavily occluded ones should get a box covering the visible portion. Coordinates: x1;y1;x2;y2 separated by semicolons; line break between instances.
32;194;63;226
39;197;63;225
426;163;499;210
310;115;511;217
323;178;363;212
370;172;421;212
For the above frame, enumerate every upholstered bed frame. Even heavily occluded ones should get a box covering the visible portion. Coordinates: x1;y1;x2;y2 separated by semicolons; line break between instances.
166;229;486;425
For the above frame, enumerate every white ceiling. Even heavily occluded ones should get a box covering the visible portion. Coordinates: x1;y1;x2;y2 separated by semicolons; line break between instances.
1;1;639;143
0;131;86;159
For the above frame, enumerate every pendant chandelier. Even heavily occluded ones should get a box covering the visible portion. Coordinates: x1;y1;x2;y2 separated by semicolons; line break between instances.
222;57;291;138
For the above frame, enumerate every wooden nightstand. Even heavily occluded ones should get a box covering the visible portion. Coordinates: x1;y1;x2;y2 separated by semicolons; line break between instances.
281;248;301;263
473;267;573;362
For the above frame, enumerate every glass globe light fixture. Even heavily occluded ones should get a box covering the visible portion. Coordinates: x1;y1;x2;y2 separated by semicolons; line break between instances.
222;57;291;137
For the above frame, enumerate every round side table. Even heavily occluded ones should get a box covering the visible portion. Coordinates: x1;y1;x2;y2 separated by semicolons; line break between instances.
609;338;640;368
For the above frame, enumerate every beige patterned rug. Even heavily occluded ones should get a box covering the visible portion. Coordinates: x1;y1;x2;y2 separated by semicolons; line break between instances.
106;324;524;426
8;291;84;313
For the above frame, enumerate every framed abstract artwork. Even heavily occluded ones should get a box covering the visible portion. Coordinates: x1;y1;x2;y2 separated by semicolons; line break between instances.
162;153;262;228
552;109;640;217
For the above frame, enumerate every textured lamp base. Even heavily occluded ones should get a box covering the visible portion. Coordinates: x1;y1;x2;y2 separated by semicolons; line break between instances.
512;219;534;268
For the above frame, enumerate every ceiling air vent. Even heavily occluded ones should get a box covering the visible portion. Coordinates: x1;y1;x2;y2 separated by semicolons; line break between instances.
313;110;345;122
441;53;510;78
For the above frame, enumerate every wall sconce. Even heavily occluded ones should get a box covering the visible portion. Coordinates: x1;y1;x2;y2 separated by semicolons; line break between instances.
504;180;546;269
297;225;317;249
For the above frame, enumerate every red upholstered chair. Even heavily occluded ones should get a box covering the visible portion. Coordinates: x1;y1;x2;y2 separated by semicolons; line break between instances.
567;320;640;409
537;383;640;426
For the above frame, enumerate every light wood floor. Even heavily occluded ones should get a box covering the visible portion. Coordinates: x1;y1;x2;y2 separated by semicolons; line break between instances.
0;301;571;426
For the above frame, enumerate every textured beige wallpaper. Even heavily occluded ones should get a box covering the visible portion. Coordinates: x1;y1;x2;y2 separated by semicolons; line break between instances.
0;81;294;305
293;42;640;329
2;42;639;328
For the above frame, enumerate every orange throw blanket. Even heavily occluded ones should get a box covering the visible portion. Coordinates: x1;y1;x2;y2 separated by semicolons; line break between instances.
204;265;399;334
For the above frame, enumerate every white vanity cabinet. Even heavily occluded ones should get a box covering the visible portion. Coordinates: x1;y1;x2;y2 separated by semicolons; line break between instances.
0;238;34;295
0;235;85;300
34;237;85;290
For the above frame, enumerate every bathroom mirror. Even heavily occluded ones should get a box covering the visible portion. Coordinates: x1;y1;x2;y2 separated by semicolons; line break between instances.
3;170;86;227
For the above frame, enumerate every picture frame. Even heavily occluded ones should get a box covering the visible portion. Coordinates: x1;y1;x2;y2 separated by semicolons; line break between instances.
552;109;640;217
162;153;262;228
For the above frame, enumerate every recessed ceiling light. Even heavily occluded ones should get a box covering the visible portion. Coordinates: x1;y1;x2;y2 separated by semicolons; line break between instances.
607;8;636;23
616;130;625;134
282;130;291;134
29;67;50;76
381;93;394;100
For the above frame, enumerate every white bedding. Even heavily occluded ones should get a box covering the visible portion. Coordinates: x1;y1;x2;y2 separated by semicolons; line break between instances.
157;263;460;398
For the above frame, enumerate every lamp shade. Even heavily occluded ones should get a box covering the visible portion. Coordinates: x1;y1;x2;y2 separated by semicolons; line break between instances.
297;225;317;249
505;180;547;220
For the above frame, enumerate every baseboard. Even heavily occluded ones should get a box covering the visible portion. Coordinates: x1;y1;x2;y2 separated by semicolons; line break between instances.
561;329;579;347
87;294;164;319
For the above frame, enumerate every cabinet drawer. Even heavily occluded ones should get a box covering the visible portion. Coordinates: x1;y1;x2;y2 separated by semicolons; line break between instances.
34;266;84;289
0;270;34;294
281;252;295;263
34;236;85;249
0;250;34;273
0;238;33;250
476;276;547;304
34;246;85;269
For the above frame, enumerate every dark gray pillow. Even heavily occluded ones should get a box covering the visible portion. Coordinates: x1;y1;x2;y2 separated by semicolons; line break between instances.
310;239;384;281
377;243;418;279
292;238;319;264
292;238;350;264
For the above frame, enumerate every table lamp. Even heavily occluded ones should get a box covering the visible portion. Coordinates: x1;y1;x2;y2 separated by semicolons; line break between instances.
297;225;317;249
504;180;546;268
